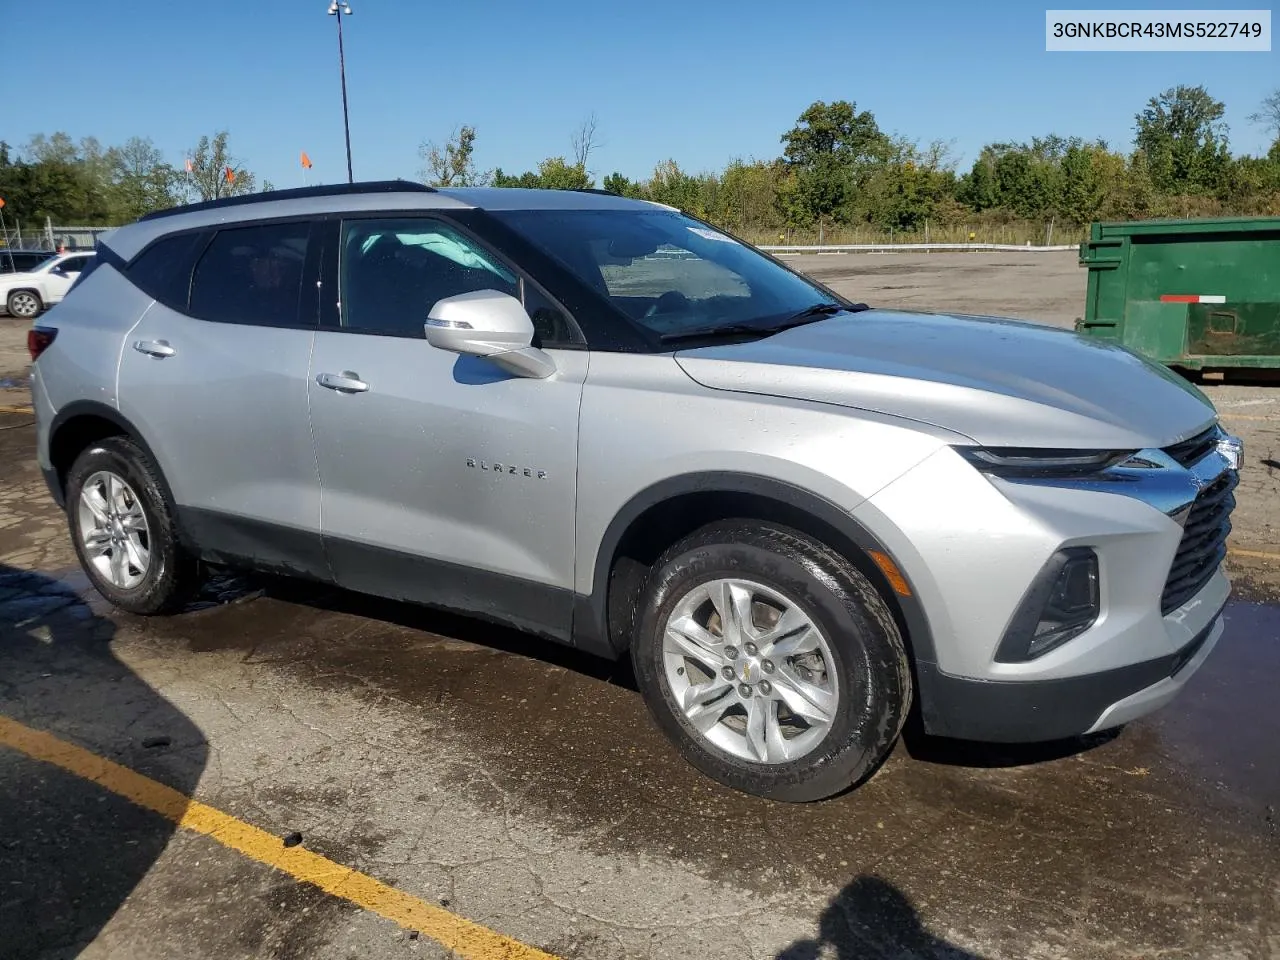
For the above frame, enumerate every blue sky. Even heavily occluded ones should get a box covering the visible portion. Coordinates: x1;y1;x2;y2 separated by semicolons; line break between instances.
6;0;1276;188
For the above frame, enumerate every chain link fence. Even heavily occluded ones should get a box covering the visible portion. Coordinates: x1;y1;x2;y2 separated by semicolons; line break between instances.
0;223;113;253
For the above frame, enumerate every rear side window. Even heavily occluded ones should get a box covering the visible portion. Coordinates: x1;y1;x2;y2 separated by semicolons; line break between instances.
189;222;309;327
127;232;207;308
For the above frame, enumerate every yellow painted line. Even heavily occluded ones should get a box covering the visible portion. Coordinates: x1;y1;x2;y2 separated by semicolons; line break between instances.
0;404;33;415
1229;547;1280;562
0;715;560;960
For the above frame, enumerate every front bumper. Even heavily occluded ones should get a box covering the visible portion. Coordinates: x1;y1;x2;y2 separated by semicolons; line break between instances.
916;599;1224;741
853;426;1238;742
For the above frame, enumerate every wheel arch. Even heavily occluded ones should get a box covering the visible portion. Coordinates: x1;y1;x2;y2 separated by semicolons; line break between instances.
47;401;174;511
573;473;938;671
5;286;44;311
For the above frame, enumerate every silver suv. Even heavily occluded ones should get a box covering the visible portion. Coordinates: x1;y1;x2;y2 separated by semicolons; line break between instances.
30;182;1240;801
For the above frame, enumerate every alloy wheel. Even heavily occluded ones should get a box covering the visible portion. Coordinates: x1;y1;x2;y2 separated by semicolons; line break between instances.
8;292;39;318
77;471;151;590
662;578;840;764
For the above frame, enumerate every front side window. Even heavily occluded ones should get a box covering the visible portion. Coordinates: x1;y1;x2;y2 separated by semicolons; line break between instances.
340;218;519;337
492;209;840;341
189;222;309;326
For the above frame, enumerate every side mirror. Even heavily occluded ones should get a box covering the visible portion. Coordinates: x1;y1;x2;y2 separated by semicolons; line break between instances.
424;289;556;379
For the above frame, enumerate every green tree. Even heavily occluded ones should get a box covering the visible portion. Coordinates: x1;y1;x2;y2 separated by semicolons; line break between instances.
645;159;702;211
420;125;489;187
492;157;592;190
534;157;593;190
1248;88;1280;143
183;131;256;202
780;100;889;227
602;172;645;198
863;138;957;230
1134;85;1230;193
717;159;784;232
107;137;179;221
1058;143;1109;224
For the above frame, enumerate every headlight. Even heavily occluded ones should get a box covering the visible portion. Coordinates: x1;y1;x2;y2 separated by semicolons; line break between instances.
957;446;1136;478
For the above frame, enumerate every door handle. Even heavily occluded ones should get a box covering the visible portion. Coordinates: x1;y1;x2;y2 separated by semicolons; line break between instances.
316;371;369;394
133;339;175;358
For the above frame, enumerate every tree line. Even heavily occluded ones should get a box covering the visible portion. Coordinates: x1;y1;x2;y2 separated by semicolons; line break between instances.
0;131;265;228
3;85;1278;243
422;85;1280;240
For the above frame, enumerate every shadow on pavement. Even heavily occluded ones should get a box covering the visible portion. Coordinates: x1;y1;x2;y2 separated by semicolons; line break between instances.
900;716;1120;769
776;875;986;960
0;563;208;959
255;573;1120;771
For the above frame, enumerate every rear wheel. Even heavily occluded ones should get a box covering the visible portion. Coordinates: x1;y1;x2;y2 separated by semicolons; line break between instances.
6;289;42;319
631;520;911;802
66;437;200;614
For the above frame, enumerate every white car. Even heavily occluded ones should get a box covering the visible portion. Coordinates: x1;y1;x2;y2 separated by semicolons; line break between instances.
0;251;96;319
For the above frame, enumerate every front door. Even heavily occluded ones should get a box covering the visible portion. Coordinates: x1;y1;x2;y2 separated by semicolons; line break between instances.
44;254;93;304
307;215;587;640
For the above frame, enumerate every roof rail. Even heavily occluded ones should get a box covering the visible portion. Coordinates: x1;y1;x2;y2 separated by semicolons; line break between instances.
573;187;623;197
138;179;436;222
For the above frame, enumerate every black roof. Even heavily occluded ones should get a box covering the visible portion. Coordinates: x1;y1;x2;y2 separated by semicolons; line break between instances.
137;179;436;223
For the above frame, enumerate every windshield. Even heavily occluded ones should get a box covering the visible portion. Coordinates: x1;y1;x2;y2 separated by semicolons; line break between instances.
492;208;841;339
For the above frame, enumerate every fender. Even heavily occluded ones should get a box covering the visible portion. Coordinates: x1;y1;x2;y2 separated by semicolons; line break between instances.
45;400;175;514
571;471;939;670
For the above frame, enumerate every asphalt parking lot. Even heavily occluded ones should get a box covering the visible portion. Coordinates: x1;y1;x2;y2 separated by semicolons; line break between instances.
1;252;1277;960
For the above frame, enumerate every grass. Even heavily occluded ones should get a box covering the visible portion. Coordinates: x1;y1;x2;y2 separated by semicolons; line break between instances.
734;221;1087;248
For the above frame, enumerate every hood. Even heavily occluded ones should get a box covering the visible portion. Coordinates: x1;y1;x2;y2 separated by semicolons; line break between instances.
0;270;41;283
673;310;1217;449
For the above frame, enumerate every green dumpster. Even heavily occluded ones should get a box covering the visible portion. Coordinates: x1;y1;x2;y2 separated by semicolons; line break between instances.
1076;216;1280;370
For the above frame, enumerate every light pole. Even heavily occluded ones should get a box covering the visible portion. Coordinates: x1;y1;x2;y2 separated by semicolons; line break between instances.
328;1;354;183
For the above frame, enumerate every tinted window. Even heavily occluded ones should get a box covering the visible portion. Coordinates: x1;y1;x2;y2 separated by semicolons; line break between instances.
57;256;91;274
521;280;577;345
66;254;101;294
340;218;519;337
494;209;837;339
127;232;207;307
1;252;53;273
190;222;309;326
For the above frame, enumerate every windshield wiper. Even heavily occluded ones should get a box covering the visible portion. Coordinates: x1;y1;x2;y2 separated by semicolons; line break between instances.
658;301;860;344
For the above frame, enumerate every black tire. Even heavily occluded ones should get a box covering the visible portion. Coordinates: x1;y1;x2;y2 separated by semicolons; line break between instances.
65;436;200;614
631;520;911;802
6;289;42;320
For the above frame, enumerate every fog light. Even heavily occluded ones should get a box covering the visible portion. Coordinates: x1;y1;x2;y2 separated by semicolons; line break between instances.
996;548;1100;662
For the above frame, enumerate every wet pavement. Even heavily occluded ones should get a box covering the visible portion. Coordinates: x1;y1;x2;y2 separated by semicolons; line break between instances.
0;401;1278;958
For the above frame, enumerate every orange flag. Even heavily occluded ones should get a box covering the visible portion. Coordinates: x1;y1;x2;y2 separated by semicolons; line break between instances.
224;166;235;183
184;158;193;173
300;151;313;170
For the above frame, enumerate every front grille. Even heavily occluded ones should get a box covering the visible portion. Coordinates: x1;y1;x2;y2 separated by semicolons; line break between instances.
1161;469;1237;614
1164;427;1219;467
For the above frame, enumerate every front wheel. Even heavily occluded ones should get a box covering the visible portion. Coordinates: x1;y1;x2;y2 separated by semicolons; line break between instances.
6;289;42;319
631;521;911;802
65;436;200;614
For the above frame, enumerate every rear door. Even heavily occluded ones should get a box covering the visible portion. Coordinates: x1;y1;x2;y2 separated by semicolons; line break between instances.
115;219;329;578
